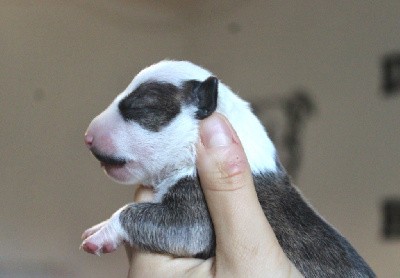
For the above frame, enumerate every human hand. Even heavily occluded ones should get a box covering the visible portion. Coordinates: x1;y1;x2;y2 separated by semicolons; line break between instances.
126;113;303;278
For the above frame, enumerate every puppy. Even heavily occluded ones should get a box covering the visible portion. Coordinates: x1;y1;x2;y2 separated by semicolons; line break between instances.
81;60;375;277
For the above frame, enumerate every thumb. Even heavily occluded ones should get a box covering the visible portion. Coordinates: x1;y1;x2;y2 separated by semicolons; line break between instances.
196;113;299;277
196;114;270;268
196;113;263;223
196;113;266;229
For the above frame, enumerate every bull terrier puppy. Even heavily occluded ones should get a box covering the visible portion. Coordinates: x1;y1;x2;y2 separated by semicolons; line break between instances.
81;60;375;277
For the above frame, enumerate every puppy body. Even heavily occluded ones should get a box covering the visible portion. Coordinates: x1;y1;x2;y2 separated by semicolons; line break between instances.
82;60;375;277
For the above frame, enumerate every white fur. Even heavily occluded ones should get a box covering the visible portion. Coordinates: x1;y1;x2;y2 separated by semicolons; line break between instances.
108;60;277;178
87;103;199;190
129;61;277;174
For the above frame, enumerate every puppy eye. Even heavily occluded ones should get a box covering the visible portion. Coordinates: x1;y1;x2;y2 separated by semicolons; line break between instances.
118;100;135;113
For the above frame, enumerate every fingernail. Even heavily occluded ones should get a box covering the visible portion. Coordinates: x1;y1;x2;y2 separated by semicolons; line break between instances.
200;114;234;148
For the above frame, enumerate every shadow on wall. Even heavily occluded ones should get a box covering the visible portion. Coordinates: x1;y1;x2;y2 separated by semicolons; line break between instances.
252;90;316;180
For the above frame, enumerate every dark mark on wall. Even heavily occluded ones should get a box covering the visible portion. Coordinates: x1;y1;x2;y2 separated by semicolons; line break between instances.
252;89;316;179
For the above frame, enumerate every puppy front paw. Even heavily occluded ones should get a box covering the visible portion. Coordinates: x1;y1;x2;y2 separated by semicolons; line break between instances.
80;209;128;255
81;220;108;241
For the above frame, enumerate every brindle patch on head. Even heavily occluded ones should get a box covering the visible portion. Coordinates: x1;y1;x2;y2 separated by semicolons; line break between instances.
118;82;188;132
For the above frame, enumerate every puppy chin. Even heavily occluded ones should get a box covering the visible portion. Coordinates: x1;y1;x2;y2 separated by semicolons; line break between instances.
103;164;136;185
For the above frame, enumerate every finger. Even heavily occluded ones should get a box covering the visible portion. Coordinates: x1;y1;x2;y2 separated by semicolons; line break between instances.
133;184;155;203
196;113;295;277
128;247;214;278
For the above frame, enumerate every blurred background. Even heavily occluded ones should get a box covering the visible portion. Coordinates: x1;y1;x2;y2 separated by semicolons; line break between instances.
1;1;399;277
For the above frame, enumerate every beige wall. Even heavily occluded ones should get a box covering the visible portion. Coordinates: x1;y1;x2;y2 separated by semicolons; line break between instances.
1;1;399;277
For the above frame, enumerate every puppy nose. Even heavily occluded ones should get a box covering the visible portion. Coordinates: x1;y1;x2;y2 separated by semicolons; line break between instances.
84;133;94;147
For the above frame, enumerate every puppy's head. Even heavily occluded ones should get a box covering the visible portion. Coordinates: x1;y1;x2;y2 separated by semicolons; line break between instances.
84;61;218;186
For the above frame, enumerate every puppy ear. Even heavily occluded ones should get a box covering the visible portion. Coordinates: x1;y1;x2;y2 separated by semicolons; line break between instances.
194;76;219;119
